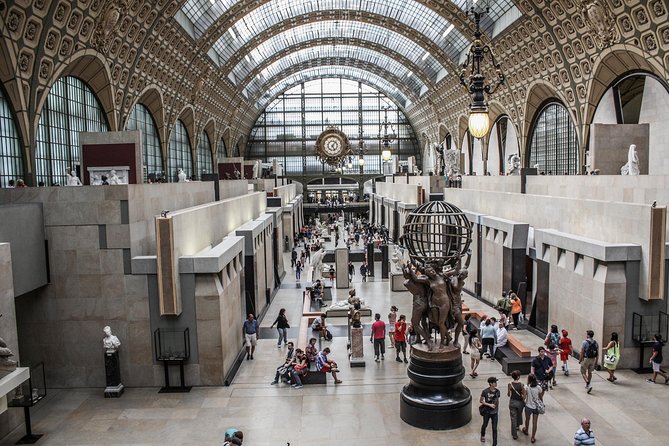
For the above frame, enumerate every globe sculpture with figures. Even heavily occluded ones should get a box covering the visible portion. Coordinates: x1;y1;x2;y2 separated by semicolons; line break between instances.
398;201;473;430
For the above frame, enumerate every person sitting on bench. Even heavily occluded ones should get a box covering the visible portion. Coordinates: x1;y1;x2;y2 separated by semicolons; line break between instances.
270;342;296;385
289;350;308;389
316;347;342;384
305;337;318;363
312;313;330;339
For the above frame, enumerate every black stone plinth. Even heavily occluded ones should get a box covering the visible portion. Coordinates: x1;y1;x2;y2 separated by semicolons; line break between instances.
104;351;124;398
400;345;472;430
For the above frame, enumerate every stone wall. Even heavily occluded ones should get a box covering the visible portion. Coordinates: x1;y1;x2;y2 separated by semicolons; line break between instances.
194;254;244;385
0;243;22;440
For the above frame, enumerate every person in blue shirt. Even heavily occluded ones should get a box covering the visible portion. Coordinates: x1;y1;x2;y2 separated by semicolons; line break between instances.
573;418;595;445
242;313;258;360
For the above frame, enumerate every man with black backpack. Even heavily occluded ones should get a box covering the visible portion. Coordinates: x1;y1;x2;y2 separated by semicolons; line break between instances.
579;330;598;394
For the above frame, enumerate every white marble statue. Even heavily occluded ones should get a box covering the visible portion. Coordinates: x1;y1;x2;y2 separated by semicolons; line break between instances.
91;174;102;186
507;154;521;175
102;326;121;353
390;245;405;274
177;168;188;183
620;144;640;176
0;332;17;371
310;247;326;282
443;145;459;177
108;170;124;185
66;169;82;186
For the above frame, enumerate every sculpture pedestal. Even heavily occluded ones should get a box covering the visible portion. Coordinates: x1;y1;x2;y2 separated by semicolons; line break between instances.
104;351;124;398
400;344;471;430
349;327;365;367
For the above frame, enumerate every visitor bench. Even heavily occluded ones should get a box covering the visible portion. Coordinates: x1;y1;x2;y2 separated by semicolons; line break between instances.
507;333;532;358
494;333;533;376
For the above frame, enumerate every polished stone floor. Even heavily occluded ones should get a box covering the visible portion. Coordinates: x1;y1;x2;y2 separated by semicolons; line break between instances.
3;248;669;445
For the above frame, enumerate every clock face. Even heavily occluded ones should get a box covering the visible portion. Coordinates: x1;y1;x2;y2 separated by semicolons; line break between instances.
315;127;350;167
324;136;343;156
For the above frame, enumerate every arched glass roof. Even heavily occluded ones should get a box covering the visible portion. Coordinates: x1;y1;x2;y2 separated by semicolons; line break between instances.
241;45;426;99
209;0;470;65
256;66;410;109
230;20;447;86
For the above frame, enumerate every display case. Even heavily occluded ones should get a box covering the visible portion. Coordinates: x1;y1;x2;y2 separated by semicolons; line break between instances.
7;363;46;444
8;362;46;407
154;328;190;361
154;328;191;393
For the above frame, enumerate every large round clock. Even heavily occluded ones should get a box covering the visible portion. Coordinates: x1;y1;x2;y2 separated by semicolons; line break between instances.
315;126;351;167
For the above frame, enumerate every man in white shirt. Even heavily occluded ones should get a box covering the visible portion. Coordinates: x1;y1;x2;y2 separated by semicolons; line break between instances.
494;324;508;356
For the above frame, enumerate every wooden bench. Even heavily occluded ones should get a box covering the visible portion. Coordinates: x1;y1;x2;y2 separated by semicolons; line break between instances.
506;333;532;358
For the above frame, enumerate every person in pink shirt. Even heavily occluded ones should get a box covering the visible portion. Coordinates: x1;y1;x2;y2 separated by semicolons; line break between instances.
370;313;386;362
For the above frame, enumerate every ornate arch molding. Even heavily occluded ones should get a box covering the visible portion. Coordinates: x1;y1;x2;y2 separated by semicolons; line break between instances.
583;45;667;129
237;38;434;90
522;79;575;164
124;84;166;143
36;51;117;132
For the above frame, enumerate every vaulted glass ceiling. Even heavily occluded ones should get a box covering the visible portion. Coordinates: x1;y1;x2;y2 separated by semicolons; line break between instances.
209;0;469;65
242;46;426;101
178;0;522;109
229;20;448;86
256;66;411;109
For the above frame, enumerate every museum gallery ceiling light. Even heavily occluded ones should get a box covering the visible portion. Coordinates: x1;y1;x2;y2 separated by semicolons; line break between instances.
380;105;395;161
459;0;505;139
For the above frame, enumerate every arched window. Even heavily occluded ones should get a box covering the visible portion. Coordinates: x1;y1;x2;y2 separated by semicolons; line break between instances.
0;87;24;187
36;76;109;186
168;119;192;181
126;103;163;182
529;102;578;175
197;131;213;178
489;116;520;175
460;131;472;175
247;78;419;174
217;137;226;162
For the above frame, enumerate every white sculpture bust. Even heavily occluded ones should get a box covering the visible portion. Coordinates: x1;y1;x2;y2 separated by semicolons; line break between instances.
507;154;521;175
66;169;82;186
620;144;640;175
102;326;121;353
177;168;188;183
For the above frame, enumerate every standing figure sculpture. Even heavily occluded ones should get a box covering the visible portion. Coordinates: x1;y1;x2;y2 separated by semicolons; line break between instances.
620;144;640;175
402;262;431;346
177;168;188;183
433;143;445;176
66;169;82;186
310;247;326;282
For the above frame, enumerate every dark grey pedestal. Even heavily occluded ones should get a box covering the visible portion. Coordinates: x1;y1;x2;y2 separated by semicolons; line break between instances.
400;345;471;430
104;351;124;398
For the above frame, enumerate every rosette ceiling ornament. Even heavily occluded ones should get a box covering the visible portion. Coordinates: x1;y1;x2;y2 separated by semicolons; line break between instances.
315;126;353;169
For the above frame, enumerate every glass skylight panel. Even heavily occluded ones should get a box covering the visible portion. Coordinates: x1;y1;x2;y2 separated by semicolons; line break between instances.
255;67;409;109
242;45;425;100
230;20;446;84
180;0;238;38
211;0;470;65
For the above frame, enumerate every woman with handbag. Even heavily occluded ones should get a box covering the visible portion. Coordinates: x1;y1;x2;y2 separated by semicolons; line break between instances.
603;331;620;382
507;370;526;439
522;373;544;443
270;308;290;348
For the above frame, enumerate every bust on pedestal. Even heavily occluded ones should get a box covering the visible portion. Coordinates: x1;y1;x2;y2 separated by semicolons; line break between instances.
349;305;365;367
103;326;124;397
